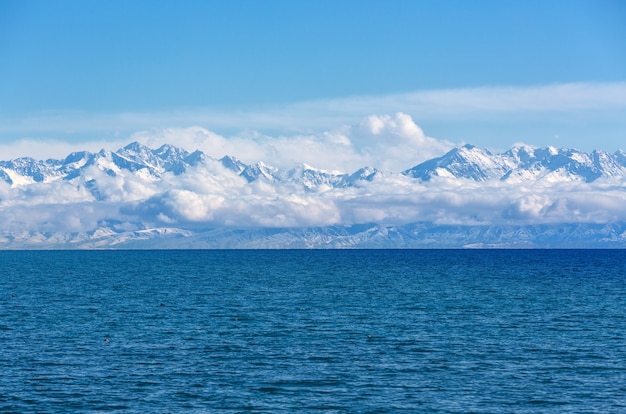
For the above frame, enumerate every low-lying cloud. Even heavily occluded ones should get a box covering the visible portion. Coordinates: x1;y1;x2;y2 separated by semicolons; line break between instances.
1;113;626;240
2;162;626;236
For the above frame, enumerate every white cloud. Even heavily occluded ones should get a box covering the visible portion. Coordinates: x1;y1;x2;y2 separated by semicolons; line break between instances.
1;81;625;156
2;110;626;239
2;169;626;236
121;112;453;172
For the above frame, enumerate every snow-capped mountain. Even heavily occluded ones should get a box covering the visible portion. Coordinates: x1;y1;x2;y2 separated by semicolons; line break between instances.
0;141;381;193
3;141;625;190
1;141;626;249
402;144;626;183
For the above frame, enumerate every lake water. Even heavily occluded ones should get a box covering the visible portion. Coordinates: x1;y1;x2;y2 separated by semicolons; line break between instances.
1;249;625;412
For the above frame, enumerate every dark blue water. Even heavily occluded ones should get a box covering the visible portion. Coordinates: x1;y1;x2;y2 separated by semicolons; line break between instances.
1;250;625;412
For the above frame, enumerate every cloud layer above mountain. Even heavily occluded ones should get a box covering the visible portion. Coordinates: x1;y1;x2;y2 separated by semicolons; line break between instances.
1;114;626;247
2;81;626;159
127;112;453;172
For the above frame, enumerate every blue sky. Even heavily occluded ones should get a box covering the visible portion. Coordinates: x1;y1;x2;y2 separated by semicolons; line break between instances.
1;0;625;158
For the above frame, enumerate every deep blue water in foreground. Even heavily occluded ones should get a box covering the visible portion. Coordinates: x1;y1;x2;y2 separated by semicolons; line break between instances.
1;250;626;413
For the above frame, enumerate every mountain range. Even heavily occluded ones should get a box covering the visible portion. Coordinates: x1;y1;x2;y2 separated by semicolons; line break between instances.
0;142;383;192
1;142;626;248
2;142;626;189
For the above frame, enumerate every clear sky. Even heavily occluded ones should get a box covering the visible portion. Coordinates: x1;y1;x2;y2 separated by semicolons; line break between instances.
1;0;625;157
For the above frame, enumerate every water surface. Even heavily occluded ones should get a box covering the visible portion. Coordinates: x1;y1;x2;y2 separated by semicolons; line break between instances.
1;250;625;412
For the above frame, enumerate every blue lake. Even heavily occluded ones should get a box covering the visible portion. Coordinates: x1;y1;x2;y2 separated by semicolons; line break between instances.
1;249;625;412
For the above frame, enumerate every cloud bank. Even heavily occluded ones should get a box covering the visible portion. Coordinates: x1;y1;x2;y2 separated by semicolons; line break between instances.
2;163;626;238
1;113;626;246
1;81;625;160
127;112;452;172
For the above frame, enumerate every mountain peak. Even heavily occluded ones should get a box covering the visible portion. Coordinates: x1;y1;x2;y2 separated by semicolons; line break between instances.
219;155;246;173
403;144;626;183
1;141;626;190
121;141;149;153
2;140;626;249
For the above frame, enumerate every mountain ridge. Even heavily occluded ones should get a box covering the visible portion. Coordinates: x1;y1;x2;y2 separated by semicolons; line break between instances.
1;141;626;249
2;141;626;189
402;144;626;183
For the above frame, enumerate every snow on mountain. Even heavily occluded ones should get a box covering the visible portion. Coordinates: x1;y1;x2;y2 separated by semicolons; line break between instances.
1;141;626;249
219;155;247;174
240;161;281;183
2;141;625;190
0;157;62;185
342;166;381;187
403;144;626;183
286;164;346;191
402;144;513;181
